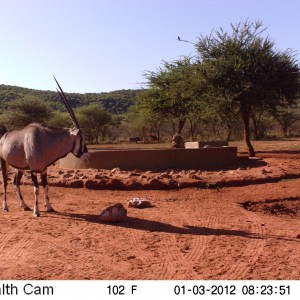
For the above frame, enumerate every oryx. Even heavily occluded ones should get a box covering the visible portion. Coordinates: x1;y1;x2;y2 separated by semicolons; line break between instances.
0;78;90;217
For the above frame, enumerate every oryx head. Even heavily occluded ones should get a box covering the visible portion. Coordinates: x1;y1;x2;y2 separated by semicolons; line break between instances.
54;77;91;163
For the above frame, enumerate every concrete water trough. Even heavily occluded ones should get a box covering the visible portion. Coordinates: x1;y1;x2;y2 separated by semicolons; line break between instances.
59;146;237;171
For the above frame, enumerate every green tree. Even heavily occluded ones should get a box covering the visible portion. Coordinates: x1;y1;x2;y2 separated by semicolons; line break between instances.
106;114;125;143
1;96;53;130
48;111;73;128
271;104;300;137
76;104;112;144
143;57;202;136
123;102;166;142
196;20;300;156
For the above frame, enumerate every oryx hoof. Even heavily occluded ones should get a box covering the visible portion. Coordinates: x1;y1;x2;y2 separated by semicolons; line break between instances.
23;206;31;211
33;211;40;217
3;207;9;212
46;208;56;213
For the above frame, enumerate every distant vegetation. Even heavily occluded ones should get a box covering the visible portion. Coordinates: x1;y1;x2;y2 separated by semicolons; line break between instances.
1;80;299;148
0;84;140;114
1;20;300;155
0;84;143;143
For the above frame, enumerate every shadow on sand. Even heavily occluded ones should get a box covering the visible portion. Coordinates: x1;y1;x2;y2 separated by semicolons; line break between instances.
52;211;299;242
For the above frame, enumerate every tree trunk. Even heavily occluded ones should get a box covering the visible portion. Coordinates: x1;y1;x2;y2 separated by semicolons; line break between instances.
242;109;255;157
282;121;289;138
251;116;259;140
178;118;186;134
226;122;232;142
190;122;197;141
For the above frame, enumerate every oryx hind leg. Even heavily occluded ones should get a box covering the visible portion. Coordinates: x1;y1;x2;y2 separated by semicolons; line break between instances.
31;171;40;217
13;170;31;211
1;159;8;212
41;170;55;213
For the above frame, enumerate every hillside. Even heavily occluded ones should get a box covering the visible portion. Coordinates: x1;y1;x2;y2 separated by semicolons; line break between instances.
0;84;141;114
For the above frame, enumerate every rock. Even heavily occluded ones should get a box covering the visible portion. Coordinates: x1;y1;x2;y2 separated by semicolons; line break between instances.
159;172;172;179
127;198;152;208
179;170;188;177
66;170;75;174
62;173;73;179
106;178;127;190
166;179;179;189
177;179;201;188
123;178;143;190
172;174;181;179
189;173;201;179
74;170;83;175
48;175;57;179
188;170;197;175
143;178;168;190
129;172;141;177
84;179;107;189
51;179;83;188
65;180;84;188
99;203;127;223
138;174;147;179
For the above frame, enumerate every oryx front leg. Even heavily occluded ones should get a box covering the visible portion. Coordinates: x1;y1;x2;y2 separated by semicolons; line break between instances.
13;170;30;211
1;159;8;212
31;171;40;217
41;171;55;213
2;183;8;212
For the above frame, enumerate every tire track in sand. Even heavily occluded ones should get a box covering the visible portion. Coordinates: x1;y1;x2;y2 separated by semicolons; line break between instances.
129;227;167;279
128;208;219;279
128;217;186;279
0;232;16;253
162;212;219;279
185;215;218;263
220;210;266;280
6;235;38;259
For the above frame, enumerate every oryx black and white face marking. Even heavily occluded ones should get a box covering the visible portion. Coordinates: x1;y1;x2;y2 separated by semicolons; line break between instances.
71;130;90;163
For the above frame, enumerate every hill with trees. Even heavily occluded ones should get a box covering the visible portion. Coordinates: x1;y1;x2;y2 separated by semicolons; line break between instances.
0;84;140;114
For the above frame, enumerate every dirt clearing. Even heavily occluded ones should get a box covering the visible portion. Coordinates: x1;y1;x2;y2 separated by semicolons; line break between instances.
0;153;299;280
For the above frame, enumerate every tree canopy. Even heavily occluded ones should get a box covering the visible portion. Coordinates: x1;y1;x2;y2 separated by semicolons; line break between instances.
196;20;300;155
76;104;113;144
1;96;53;130
142;57;203;134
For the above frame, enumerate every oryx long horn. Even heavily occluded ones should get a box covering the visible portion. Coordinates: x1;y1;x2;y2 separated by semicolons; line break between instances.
54;76;80;129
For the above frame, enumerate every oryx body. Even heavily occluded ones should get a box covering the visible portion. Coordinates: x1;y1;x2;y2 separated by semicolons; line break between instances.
0;123;90;217
0;77;90;217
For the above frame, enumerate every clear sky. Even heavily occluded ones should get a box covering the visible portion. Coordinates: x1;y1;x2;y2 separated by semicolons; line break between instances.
0;0;299;93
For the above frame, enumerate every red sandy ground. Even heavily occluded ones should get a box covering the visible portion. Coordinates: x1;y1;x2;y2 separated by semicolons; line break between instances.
0;153;299;280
